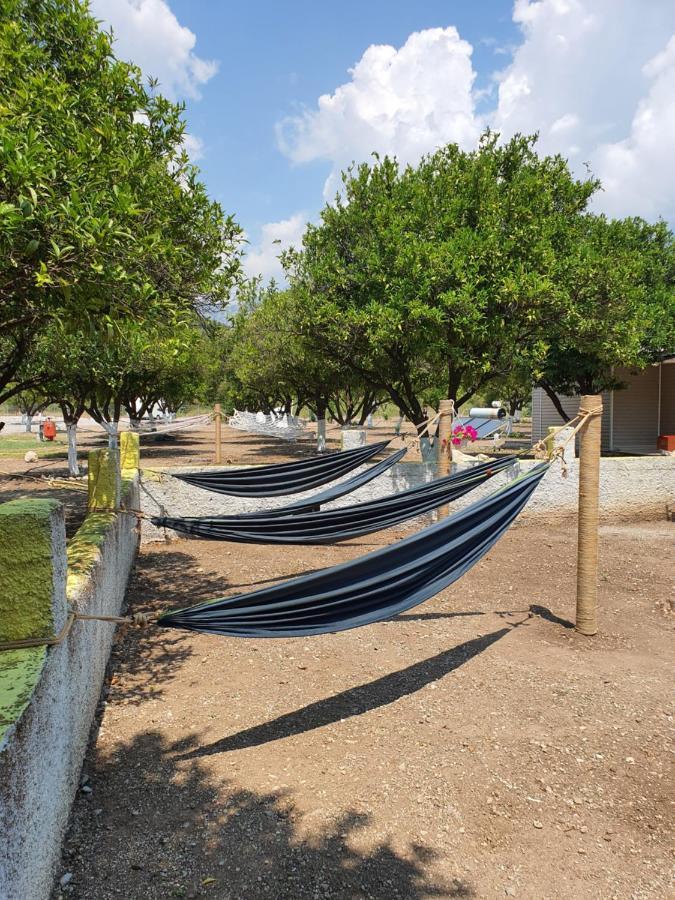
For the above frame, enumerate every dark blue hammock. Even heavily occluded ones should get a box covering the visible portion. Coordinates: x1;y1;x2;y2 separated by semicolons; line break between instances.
153;455;516;544
239;446;408;516
173;440;390;497
157;463;548;639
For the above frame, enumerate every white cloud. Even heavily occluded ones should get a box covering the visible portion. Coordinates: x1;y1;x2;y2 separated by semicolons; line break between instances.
90;0;218;100
277;28;480;198
244;213;308;284
592;35;675;220
277;3;675;223
181;133;205;161
492;0;675;219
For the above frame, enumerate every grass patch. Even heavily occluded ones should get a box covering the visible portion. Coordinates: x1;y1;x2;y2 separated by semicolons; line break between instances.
0;433;69;460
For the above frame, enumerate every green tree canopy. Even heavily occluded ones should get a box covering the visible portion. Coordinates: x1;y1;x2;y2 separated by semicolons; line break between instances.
228;280;384;423
535;214;674;417
0;0;242;402
283;132;600;427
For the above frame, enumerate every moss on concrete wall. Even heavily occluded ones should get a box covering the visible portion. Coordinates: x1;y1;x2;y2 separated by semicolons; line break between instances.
0;499;61;642
0;648;45;747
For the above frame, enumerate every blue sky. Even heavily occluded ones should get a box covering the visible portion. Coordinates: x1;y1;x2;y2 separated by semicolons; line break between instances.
92;0;675;281
164;0;517;236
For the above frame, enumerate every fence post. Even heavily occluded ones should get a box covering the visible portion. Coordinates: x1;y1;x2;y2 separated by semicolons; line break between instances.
436;399;454;520
87;449;121;512
214;403;222;465
576;394;603;635
119;431;140;474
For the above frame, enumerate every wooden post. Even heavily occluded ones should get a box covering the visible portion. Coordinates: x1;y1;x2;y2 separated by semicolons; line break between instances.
214;403;222;465
575;394;603;635
436;399;454;520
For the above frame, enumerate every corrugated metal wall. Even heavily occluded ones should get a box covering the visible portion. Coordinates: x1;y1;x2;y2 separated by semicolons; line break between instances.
530;388;611;449
612;367;660;453
530;364;671;454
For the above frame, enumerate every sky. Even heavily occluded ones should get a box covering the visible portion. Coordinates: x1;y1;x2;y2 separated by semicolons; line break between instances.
90;0;675;283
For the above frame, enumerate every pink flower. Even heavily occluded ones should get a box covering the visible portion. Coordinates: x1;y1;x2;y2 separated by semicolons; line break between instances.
451;437;462;446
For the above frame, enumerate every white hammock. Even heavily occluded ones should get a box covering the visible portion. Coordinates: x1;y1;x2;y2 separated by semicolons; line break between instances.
229;409;308;442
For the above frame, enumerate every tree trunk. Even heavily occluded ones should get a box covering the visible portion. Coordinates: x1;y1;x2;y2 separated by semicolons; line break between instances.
24;414;32;433
66;423;80;477
540;381;571;423
102;420;119;449
316;397;327;452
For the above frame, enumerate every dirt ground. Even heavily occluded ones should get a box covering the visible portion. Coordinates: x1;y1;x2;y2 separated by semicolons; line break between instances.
28;424;674;899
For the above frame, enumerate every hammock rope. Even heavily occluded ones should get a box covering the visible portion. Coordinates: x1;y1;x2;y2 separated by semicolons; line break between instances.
0;611;153;651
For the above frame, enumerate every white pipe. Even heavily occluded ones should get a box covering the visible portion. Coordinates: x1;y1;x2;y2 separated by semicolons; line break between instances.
468;407;506;419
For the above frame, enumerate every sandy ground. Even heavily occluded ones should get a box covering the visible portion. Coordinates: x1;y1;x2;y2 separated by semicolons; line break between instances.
43;424;674;900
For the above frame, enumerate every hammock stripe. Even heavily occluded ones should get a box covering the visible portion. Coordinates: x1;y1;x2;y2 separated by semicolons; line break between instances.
157;463;548;638
153;455;517;544
173;440;390;497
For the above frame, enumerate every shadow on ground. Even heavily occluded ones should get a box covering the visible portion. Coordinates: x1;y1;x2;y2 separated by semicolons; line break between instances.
55;729;472;899
180;625;517;759
107;550;231;706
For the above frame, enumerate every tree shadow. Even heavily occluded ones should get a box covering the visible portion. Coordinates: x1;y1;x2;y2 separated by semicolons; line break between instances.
55;729;472;899
106;550;231;706
392;612;484;623
180;627;514;760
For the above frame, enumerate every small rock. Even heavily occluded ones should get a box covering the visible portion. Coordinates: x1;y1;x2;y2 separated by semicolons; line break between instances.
60;873;73;888
533;820;543;829
505;887;517;897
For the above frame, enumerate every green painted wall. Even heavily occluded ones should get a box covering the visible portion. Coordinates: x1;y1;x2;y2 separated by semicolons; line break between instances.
0;648;46;745
0;499;61;642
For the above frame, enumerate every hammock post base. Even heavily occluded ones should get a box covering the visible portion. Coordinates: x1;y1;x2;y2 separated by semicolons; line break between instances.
214;403;222;465
575;394;602;636
436;399;455;520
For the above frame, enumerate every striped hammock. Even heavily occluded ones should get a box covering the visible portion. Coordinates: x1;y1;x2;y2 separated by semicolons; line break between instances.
157;464;548;638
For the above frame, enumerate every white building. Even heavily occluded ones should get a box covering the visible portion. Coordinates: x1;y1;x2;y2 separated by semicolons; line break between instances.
531;360;675;455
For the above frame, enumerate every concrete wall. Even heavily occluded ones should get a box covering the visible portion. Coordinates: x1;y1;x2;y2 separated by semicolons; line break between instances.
140;453;673;544
0;479;140;900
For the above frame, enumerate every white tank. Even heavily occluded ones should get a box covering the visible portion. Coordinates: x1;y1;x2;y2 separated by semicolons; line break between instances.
468;407;507;419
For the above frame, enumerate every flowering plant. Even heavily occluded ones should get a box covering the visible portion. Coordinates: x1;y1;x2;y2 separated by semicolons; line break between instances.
451;424;478;446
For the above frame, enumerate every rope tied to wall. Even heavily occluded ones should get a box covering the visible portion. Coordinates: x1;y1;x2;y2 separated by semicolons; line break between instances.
0;610;156;652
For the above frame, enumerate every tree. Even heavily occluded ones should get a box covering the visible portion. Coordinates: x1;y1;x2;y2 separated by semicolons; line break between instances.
536;215;674;419
228;281;385;432
283;132;599;430
15;388;49;432
0;0;242;403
